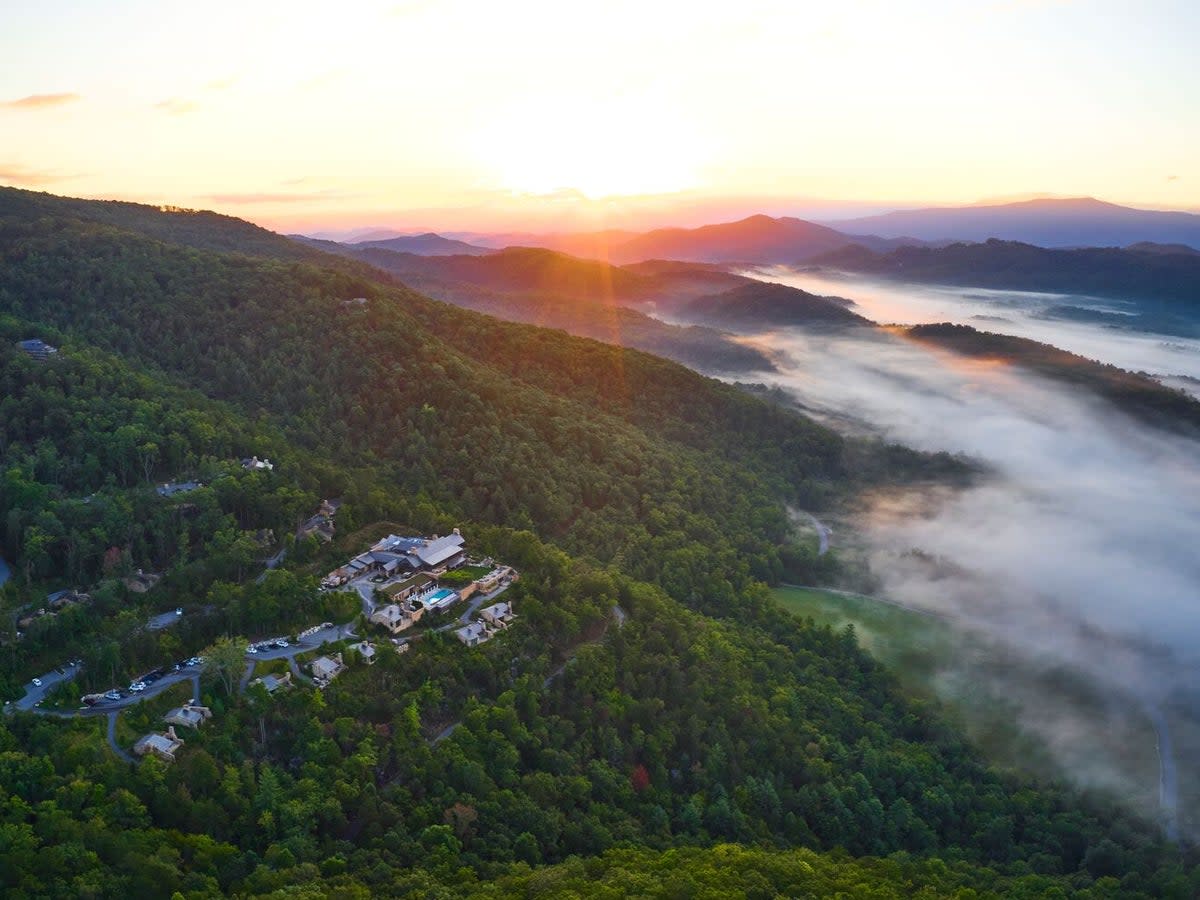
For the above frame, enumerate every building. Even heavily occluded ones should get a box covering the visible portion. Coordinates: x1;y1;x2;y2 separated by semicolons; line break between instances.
133;726;185;762
407;531;466;573
354;641;377;665
17;338;58;361
475;566;514;594
254;671;292;694
241;456;274;471
370;603;422;634
311;653;345;685
480;600;516;629
156;481;202;498
163;704;212;729
454;621;490;648
415;587;460;613
382;572;434;603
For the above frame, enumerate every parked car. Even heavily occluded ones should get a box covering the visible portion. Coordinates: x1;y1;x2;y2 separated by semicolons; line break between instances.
248;646;258;654
31;677;42;687
175;607;183;615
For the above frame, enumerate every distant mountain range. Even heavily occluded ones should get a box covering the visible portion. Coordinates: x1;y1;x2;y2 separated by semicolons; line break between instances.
823;197;1200;250
351;233;492;255
816;239;1200;336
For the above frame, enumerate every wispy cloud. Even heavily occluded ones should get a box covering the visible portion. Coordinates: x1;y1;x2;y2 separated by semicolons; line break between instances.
0;164;80;185
1;92;80;110
205;190;359;205
154;97;198;115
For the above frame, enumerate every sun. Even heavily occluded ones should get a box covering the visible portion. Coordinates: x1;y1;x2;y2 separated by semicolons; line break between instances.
479;97;705;200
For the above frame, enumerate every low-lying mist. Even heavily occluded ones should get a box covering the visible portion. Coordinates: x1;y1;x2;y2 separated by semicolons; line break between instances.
739;317;1200;838
752;267;1200;397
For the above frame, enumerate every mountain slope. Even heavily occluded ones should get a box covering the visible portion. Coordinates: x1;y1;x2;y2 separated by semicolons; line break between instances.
0;187;1182;898
676;280;870;330
827;197;1200;249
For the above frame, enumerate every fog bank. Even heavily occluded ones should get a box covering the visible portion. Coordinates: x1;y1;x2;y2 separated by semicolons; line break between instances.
740;317;1200;836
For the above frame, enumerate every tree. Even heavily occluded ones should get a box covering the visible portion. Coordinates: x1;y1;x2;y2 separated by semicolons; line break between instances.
202;635;248;697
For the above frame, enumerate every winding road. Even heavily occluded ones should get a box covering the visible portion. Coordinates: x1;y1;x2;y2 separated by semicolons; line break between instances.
1143;702;1181;842
803;512;831;556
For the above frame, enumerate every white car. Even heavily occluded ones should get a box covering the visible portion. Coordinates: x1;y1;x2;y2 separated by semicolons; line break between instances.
31;677;42;687
175;608;183;616
248;646;259;654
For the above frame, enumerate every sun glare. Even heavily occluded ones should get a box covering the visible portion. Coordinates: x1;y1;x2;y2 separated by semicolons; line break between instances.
480;98;705;200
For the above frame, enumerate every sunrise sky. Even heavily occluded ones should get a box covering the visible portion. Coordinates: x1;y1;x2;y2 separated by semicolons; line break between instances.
3;0;1198;234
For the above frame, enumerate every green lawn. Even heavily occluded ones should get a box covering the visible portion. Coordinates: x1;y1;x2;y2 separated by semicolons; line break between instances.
771;586;953;686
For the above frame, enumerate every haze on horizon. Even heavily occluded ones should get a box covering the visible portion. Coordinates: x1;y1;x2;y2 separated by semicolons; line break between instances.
2;0;1198;234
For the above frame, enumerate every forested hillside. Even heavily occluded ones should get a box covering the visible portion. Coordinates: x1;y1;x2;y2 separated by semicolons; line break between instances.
0;189;1193;898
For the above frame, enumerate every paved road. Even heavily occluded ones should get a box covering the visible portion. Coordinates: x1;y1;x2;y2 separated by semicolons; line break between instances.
7;660;203;717
248;622;354;662
256;547;288;584
8;661;83;711
430;721;461;745
238;661;255;694
146;609;184;631
106;712;134;763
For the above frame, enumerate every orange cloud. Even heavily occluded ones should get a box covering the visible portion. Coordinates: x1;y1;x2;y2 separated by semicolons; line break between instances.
155;97;198;115
1;92;80;110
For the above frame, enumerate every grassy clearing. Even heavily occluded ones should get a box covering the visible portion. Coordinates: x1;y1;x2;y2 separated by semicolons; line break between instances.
772;586;953;687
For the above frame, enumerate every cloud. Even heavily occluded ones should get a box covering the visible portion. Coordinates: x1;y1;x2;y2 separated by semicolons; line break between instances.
154;97;198;115
1;92;80;110
0;164;80;185
205;190;358;205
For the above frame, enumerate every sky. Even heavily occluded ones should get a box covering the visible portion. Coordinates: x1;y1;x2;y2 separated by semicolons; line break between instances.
2;0;1198;233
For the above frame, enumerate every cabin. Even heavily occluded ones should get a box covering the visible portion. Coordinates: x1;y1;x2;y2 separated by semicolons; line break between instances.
454;621;490;648
480;600;516;629
133;726;185;762
354;641;377;665
369;603;422;634
163;704;212;730
254;671;292;694
311;653;345;685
